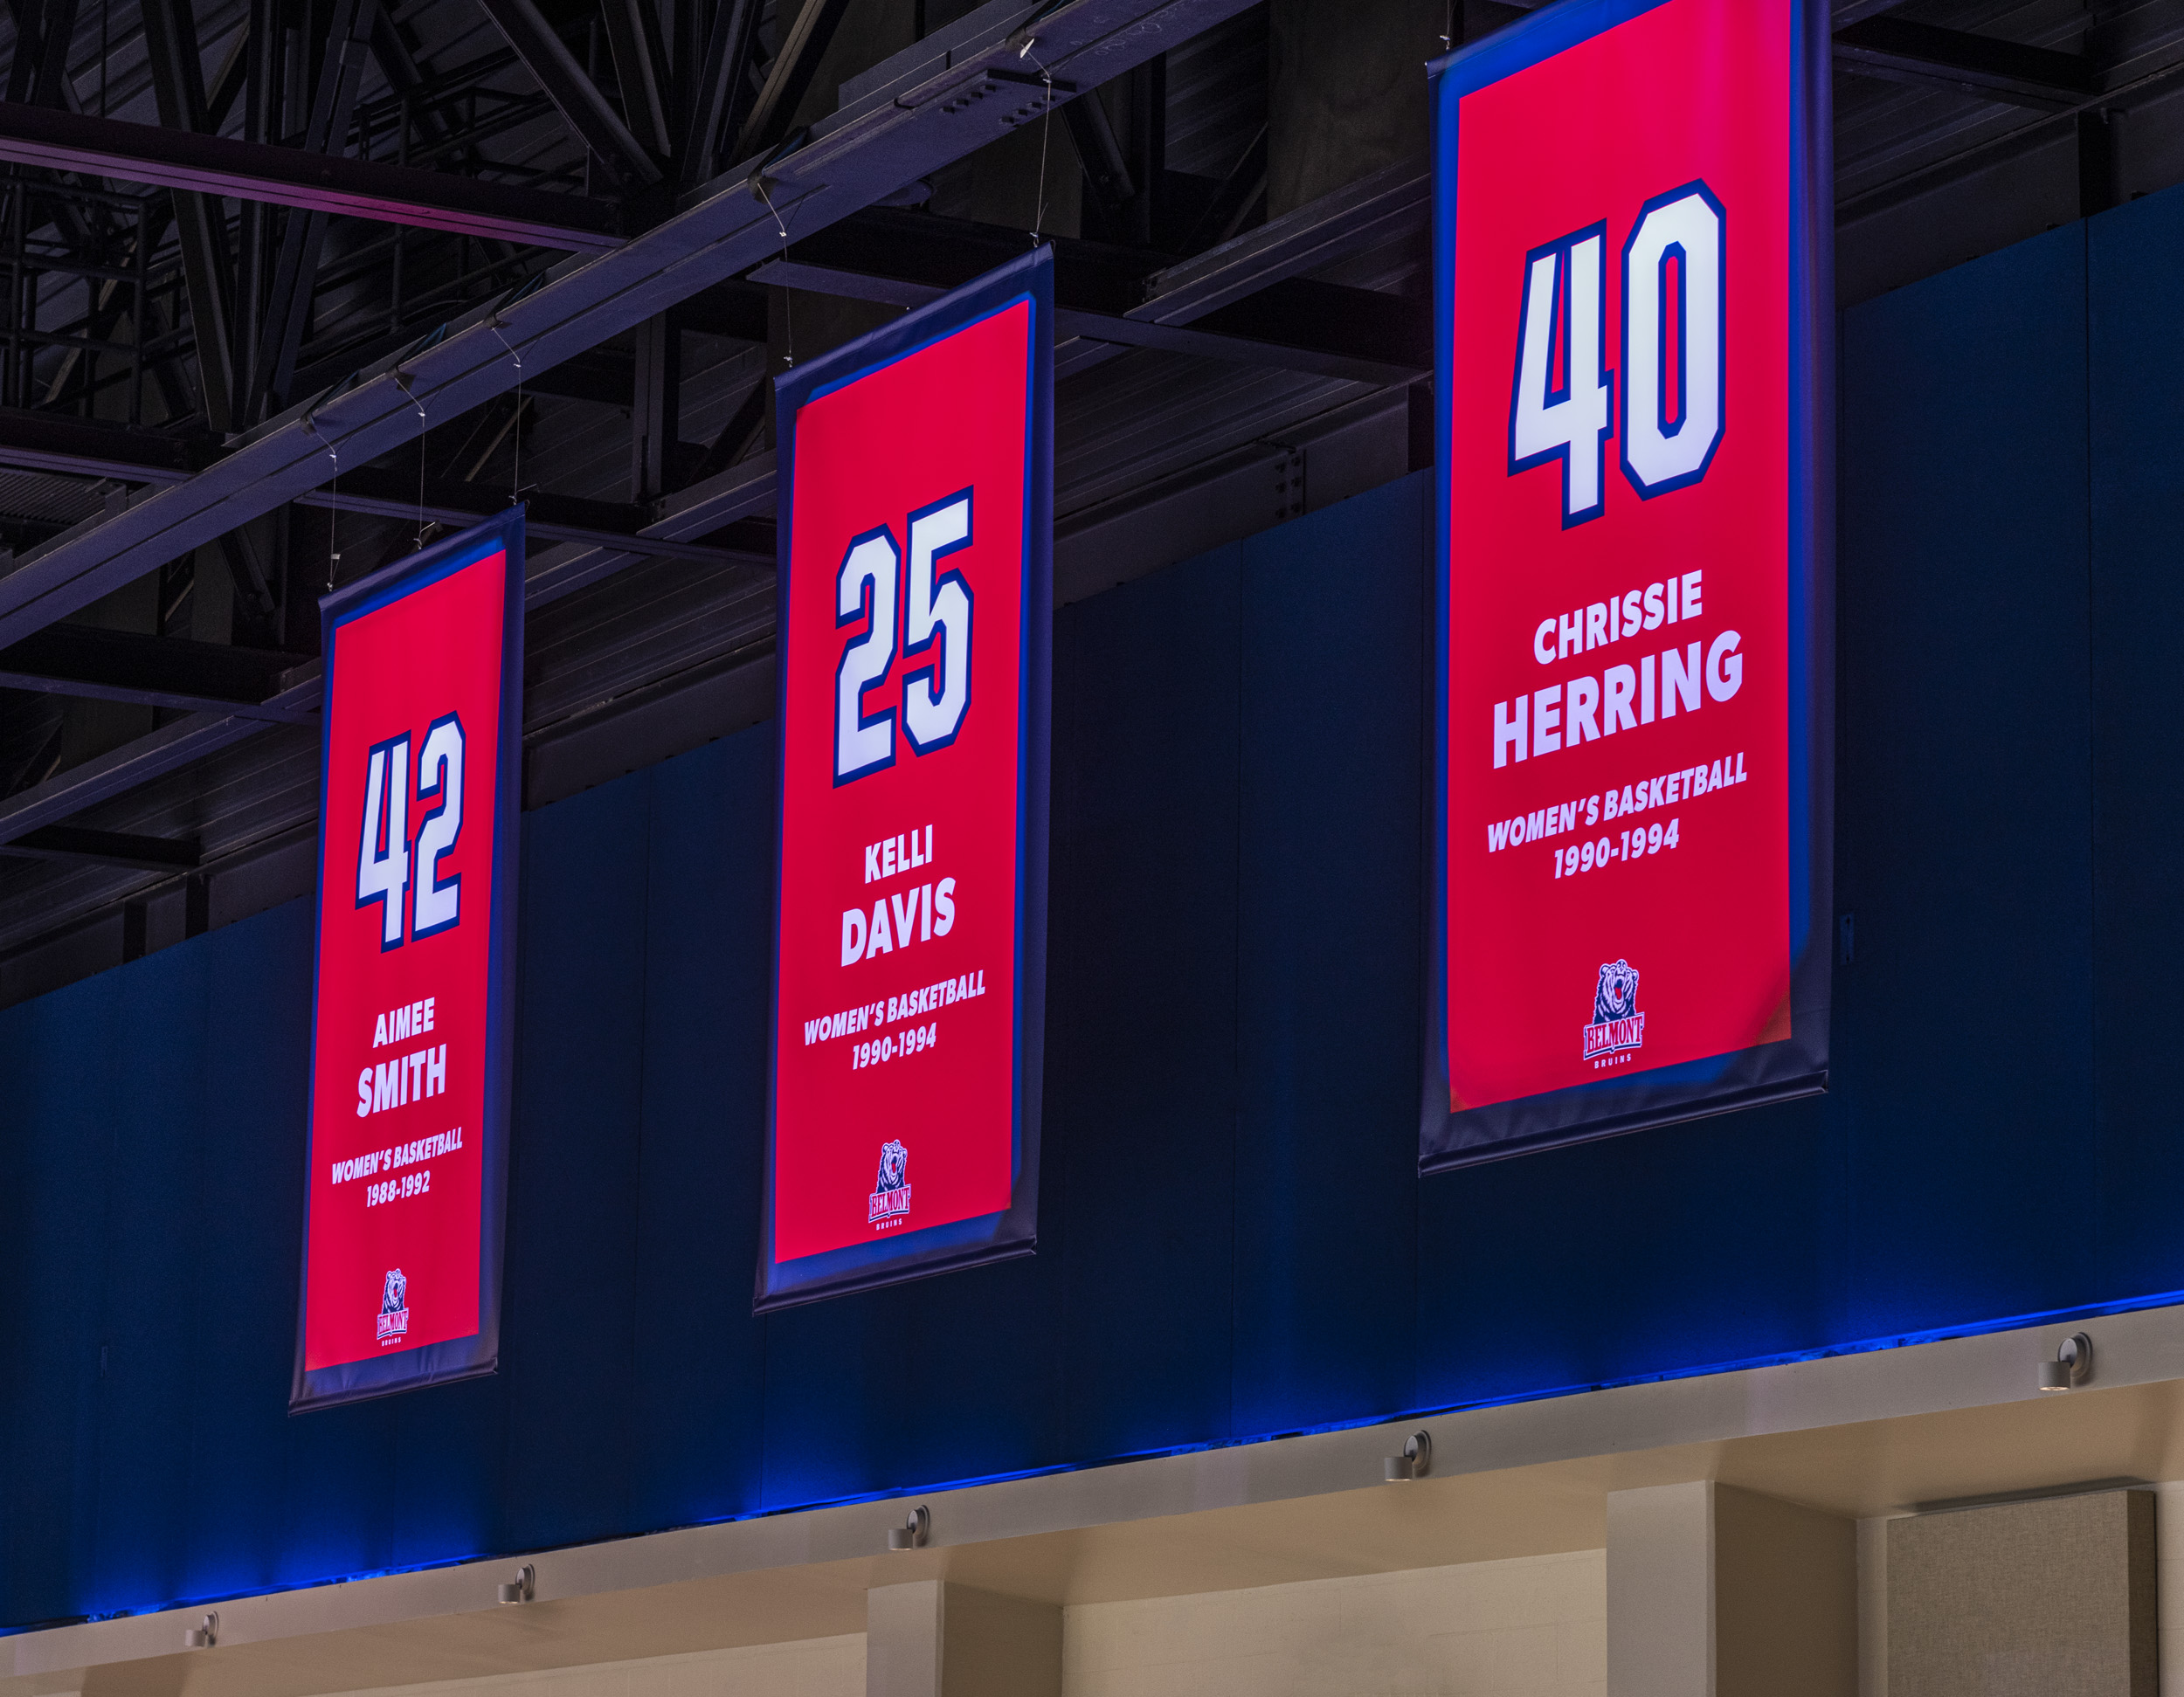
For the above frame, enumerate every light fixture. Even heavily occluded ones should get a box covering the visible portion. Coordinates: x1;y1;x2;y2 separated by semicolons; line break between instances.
2038;1332;2093;1392
888;1505;930;1550
1384;1429;1433;1481
183;1611;218;1649
496;1563;536;1604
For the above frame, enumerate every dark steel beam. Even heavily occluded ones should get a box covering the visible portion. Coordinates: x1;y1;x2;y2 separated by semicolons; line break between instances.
521;347;636;406
1833;17;2097;111
1132;152;1428;322
753;254;1422;384
679;278;772;341
369;11;450;145
688;376;769;486
1064;87;1137;217
291;466;753;564
1191;277;1425;372
603;0;675;160
473;0;663;190
526;449;779;604
746;208;1428;383
2080;107;2118;218
0;670;323;847
0;449;781;845
0;825;201;871
631;312;682;500
767;205;1164;311
244;0;388;420
682;0;764;188
0;105;627;253
732;0;860;162
0;408;209;482
1178;122;1266;253
4;0;82;108
138;0;238;432
0;0;1268;706
0;625;313;722
1831;0;1913;25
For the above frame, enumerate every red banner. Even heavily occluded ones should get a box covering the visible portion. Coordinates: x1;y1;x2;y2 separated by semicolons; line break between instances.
294;514;522;1407
1424;0;1832;1166
761;249;1051;1308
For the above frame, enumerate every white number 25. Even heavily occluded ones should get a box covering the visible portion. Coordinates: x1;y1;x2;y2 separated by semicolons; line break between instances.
834;488;974;784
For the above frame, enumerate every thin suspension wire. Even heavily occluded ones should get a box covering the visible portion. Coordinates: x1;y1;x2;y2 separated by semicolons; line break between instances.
305;408;340;588
756;177;795;366
489;315;525;503
394;369;429;548
1022;38;1054;244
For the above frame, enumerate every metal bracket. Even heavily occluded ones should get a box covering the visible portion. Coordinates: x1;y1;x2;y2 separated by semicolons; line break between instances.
1384;1429;1432;1481
2038;1333;2093;1391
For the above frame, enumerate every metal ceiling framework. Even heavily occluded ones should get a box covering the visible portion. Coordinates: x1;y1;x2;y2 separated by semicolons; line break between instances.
0;0;2176;975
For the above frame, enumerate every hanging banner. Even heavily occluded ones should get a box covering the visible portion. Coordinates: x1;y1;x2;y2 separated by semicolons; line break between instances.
293;512;523;1409
1424;0;1833;1169
759;246;1052;1309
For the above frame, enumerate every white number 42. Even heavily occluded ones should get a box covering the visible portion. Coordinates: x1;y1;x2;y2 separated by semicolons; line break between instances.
356;714;466;949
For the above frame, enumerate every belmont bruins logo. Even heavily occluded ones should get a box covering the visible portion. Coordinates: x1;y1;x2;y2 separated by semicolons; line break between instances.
869;1139;912;1224
377;1266;410;1345
1583;959;1646;1060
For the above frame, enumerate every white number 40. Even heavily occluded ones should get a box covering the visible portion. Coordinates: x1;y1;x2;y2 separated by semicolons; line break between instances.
356;714;466;949
835;488;974;784
1509;182;1724;525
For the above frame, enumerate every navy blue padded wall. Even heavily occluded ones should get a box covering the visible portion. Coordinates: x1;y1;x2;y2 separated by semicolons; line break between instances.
1834;223;2098;1334
501;776;653;1551
92;936;211;1614
2086;190;2184;1303
0;968;121;1625
6;187;2183;1627
1231;489;1425;1435
1047;546;1242;1462
628;734;773;1528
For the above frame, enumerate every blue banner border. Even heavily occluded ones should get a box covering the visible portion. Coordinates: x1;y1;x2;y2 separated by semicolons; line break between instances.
1420;0;1836;1171
291;509;527;1410
757;245;1054;1310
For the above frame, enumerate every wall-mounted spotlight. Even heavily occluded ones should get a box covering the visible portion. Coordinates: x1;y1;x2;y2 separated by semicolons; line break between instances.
496;1563;536;1604
888;1505;930;1550
1385;1429;1433;1481
2038;1332;2093;1392
183;1611;218;1649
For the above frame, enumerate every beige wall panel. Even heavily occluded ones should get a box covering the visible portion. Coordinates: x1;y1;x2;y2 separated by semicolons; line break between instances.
322;1638;863;1697
1061;1549;1605;1697
1888;1488;2155;1697
1713;1485;1856;1697
1607;1481;1853;1697
1606;1480;1715;1697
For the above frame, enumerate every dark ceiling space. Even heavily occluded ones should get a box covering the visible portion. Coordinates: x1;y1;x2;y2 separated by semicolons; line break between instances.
0;0;2169;1002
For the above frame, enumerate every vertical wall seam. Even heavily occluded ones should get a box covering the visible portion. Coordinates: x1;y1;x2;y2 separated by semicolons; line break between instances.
1228;547;1244;1443
1410;476;1429;1415
625;769;655;1531
2084;217;2103;1280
